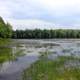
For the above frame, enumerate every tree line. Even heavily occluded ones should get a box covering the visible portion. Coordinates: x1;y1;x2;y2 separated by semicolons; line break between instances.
0;17;12;38
1;16;80;39
12;29;80;39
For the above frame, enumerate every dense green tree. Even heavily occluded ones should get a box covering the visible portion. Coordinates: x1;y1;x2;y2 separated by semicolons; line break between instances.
0;17;12;38
12;29;80;39
6;22;13;38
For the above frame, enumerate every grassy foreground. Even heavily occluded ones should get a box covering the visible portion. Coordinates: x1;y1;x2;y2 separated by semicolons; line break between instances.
22;56;80;80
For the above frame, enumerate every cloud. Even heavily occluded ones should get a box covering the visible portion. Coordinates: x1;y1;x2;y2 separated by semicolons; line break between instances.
0;0;80;29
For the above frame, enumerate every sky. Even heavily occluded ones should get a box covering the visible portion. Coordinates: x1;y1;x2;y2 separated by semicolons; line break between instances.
0;0;80;30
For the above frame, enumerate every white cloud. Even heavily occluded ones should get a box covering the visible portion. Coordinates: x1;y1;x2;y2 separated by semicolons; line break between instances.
1;0;80;18
0;1;11;18
1;0;80;29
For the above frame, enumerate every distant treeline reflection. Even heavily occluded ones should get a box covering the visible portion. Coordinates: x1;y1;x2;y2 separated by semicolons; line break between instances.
12;29;80;39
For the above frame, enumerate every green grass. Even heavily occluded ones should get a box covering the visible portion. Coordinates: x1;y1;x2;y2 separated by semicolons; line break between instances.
22;56;80;80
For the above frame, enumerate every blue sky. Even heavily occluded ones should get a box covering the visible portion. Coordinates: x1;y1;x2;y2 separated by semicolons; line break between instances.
0;0;80;30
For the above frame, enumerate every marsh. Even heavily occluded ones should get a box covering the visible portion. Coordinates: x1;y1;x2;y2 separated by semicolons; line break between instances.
0;39;80;80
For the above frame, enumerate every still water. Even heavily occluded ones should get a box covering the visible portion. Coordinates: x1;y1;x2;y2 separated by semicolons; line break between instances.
0;39;80;80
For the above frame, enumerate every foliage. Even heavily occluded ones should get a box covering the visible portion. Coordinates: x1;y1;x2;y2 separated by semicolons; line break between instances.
0;16;12;38
12;29;80;39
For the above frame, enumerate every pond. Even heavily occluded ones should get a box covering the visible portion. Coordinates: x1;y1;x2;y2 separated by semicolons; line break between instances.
0;39;80;80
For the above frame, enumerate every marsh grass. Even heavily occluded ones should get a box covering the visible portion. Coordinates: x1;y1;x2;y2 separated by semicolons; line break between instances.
0;38;11;47
0;39;26;64
0;48;13;63
0;47;25;63
22;56;80;80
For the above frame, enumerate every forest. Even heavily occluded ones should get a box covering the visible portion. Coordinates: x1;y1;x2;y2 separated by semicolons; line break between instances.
0;17;12;38
12;29;80;39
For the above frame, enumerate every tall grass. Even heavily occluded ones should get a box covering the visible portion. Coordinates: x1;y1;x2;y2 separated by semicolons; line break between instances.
22;56;80;80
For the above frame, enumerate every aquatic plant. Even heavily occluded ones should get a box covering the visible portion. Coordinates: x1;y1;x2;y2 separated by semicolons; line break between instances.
22;56;80;80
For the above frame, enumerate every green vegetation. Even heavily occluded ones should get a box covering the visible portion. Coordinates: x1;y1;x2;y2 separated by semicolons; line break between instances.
0;46;25;63
0;16;12;38
22;56;80;80
0;48;13;63
12;29;80;39
0;39;10;46
15;49;25;57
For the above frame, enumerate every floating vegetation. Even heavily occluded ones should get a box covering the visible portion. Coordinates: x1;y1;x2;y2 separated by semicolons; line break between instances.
34;45;43;48
39;50;51;57
42;43;60;48
27;50;33;53
15;49;25;57
62;48;73;53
